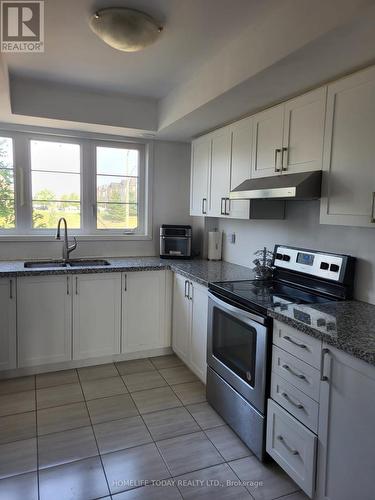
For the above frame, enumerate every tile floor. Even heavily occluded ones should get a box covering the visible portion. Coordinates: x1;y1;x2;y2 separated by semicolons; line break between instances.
0;354;308;500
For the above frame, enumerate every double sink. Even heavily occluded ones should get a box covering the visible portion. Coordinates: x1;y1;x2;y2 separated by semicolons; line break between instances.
24;259;110;269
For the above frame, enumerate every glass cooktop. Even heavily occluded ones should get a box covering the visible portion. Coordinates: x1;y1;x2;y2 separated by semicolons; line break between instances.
210;279;335;314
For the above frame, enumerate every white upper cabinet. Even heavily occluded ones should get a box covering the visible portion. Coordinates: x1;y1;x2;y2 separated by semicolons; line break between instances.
252;105;285;178
73;273;121;360
122;270;170;353
0;278;16;371
320;66;375;227
17;276;72;367
190;135;211;216
282;87;326;174
208;126;232;217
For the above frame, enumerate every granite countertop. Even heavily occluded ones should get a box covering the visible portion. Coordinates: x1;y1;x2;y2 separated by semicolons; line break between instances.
269;301;375;367
0;257;254;287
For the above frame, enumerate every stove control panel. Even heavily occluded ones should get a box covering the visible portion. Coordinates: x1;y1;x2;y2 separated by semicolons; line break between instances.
274;246;345;282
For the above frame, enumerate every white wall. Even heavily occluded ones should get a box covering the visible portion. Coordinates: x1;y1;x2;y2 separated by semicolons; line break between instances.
0;141;204;260
219;201;375;304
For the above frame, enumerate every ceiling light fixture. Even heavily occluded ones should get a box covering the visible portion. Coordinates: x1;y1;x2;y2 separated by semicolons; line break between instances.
89;8;163;52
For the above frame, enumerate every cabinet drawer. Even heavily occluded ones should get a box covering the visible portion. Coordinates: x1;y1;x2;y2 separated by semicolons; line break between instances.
267;399;317;498
272;345;320;401
271;372;319;433
273;320;322;368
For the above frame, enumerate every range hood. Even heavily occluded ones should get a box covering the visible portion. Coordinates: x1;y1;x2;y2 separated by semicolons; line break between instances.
230;171;322;200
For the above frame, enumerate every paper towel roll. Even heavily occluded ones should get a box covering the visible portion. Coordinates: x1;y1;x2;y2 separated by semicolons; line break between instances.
208;231;222;261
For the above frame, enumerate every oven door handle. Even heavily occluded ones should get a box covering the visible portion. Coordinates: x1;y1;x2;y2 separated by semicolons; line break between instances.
208;292;266;325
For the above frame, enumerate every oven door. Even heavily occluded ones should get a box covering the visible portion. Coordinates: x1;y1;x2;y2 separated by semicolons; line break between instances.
207;292;269;414
160;236;191;257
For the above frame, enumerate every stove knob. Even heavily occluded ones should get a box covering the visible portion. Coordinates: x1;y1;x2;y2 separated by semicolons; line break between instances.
282;254;291;262
317;318;326;327
320;262;329;270
276;253;283;260
330;264;340;273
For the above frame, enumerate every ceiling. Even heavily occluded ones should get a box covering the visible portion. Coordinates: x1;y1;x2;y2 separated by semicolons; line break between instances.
1;0;375;141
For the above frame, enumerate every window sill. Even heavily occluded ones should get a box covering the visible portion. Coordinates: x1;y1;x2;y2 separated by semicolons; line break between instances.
0;234;153;242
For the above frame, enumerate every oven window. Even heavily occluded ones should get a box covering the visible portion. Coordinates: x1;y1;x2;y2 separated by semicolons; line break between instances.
212;307;257;387
162;239;188;256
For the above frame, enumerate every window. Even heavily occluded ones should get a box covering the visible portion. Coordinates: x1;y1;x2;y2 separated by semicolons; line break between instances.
0;137;15;229
0;131;149;239
30;140;81;229
96;145;139;231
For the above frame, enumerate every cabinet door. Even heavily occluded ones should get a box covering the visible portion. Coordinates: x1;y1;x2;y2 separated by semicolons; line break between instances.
18;276;72;367
251;105;284;178
0;278;16;371
172;273;191;364
228;117;252;219
317;345;375;500
208;127;231;217
73;273;121;360
189;281;208;383
190;136;211;216
122;271;168;353
282;87;326;174
320;66;375;227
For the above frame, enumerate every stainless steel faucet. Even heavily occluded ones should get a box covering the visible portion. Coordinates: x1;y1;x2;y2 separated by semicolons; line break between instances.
56;217;77;261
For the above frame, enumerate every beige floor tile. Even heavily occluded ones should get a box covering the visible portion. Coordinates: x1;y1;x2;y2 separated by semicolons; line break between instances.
122;371;167;392
228;456;300;500
38;426;98;469
171;381;206;405
142;406;200;441
81;376;127;400
36;369;78;389
0;411;36;444
116;358;156;375
0;471;38;500
0;376;35;395
186;402;224;429
0;437;37;479
39;456;109;500
131;386;182;414
156;431;224;476
0;391;36;417
37;402;90;435
159;366;198;385
78;363;119;381
94;416;152;454
205;425;252;461
37;383;84;410
87;394;138;424
149;354;184;370
102;442;170;495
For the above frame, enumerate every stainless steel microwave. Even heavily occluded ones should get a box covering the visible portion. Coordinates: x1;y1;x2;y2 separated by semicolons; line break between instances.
160;225;192;259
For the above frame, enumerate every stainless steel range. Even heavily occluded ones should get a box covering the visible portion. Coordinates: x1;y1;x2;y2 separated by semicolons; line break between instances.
207;245;355;461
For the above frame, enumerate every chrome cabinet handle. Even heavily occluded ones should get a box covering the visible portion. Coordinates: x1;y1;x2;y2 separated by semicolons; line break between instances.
281;392;304;410
202;198;207;214
75;277;79;295
283;335;307;349
220;197;225;215
184;280;189;298
274;148;281;172
282;364;307;381
124;274;127;291
188;281;193;301
281;147;288;171
320;348;330;381
225;198;230;215
66;277;69;295
371;192;375;223
277;435;299;456
9;279;13;299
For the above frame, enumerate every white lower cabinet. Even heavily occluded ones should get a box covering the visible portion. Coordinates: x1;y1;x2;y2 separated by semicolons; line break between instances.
17;276;72;367
0;278;16;371
122;270;170;353
172;273;208;383
316;345;375;500
73;273;121;360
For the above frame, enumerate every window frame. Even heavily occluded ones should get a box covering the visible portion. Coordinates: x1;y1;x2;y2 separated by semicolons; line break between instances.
0;135;16;230
0;130;151;241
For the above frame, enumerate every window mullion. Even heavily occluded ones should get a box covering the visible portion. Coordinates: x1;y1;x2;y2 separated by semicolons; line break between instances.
14;132;32;234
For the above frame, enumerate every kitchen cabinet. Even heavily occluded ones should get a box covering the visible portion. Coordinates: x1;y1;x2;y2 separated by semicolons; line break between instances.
73;273;121;360
320;66;375;227
122;270;170;353
252;88;326;178
172;273;208;383
190;135;211;216
17;276;72;367
0;278;16;371
316;345;375;500
207;126;231;217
